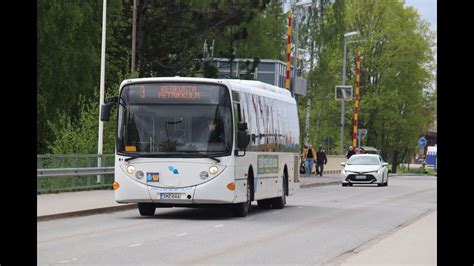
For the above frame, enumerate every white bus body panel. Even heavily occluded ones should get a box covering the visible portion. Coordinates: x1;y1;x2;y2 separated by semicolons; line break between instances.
115;155;240;204
115;77;300;205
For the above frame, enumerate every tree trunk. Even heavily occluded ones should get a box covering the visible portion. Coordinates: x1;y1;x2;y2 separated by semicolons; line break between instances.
391;150;399;173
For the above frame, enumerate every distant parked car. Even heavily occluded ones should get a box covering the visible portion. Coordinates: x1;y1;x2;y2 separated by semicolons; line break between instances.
341;154;389;187
357;146;380;154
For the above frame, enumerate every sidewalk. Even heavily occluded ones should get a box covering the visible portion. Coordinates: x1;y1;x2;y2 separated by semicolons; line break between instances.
339;210;437;265
37;172;342;220
37;190;136;221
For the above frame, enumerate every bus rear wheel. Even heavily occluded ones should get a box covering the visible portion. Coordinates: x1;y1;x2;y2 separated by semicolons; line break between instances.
257;199;271;209
138;203;155;216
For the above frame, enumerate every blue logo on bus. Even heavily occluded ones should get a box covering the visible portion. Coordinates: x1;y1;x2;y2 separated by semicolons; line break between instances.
168;166;179;174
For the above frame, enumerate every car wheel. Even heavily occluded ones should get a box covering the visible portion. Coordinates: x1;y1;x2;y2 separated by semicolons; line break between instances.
348;183;353;186
138;203;155;216
342;183;347;187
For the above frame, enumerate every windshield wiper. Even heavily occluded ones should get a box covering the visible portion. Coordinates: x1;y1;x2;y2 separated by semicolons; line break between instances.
122;153;163;162
185;151;221;163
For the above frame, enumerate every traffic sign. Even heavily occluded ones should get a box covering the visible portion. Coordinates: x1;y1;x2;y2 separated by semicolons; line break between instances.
335;85;353;100
357;129;367;140
418;137;427;147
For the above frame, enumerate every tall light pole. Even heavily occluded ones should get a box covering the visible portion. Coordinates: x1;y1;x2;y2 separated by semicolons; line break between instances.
340;31;359;155
131;0;137;74
97;0;107;183
292;1;312;100
293;1;314;146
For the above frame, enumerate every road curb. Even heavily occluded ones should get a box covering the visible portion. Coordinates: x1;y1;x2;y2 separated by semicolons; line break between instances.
37;203;137;222
300;181;341;188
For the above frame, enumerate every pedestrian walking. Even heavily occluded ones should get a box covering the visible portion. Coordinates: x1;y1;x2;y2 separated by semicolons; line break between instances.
302;144;316;177
316;145;327;176
346;146;356;159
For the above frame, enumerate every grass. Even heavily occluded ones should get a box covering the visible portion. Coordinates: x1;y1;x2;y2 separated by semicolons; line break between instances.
395;164;436;175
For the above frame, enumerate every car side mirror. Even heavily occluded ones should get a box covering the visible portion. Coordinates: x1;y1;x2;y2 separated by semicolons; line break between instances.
382;162;388;167
340;162;346;166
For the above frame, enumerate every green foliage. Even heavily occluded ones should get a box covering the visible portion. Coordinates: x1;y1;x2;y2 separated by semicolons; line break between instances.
37;0;129;153
38;0;436;165
47;91;117;155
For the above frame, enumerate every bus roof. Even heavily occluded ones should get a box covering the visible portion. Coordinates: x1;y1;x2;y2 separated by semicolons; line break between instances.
119;77;295;104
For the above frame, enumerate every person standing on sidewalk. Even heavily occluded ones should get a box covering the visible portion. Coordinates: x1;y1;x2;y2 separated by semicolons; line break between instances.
316;145;327;176
303;144;317;177
346;146;356;159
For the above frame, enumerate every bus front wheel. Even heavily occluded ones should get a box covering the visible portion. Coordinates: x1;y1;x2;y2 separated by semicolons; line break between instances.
138;203;155;216
271;173;287;209
233;178;251;217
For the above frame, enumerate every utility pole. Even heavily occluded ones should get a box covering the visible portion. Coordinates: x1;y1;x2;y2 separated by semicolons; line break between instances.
131;0;137;74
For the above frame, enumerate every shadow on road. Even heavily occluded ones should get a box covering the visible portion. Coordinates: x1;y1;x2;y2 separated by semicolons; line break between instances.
123;205;299;220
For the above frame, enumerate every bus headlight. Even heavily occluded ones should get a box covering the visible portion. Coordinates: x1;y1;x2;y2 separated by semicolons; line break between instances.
127;165;136;174
135;171;144;179
209;166;219;175
200;171;209;180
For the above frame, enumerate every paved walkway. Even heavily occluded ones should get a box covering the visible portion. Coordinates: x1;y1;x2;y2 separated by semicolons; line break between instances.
340;210;437;265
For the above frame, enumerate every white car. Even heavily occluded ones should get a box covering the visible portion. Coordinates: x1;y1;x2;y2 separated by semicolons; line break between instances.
341;154;389;187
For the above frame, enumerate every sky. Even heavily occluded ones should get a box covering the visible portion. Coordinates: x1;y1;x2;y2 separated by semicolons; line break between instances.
284;0;437;33
403;0;437;32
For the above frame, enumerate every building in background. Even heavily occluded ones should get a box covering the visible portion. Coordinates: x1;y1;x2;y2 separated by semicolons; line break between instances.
208;58;307;96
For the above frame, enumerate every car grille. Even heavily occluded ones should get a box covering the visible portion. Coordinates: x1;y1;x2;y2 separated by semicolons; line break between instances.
346;174;376;182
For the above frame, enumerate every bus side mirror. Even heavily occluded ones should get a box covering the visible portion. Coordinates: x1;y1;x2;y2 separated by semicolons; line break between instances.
237;131;250;149
238;122;248;131
100;96;118;121
237;122;250;151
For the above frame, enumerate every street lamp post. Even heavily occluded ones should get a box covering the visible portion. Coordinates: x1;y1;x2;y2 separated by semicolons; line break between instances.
97;0;107;184
340;31;359;155
292;1;313;143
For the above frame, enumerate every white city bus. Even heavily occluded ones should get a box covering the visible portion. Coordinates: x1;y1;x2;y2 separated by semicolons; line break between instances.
101;77;300;217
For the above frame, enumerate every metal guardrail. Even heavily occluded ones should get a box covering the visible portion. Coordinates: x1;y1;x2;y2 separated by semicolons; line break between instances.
37;154;115;169
37;167;115;177
37;154;116;194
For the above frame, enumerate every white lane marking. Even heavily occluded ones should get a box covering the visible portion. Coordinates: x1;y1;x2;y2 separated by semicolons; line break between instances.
273;211;280;214
214;224;224;228
129;243;142;247
298;206;303;209
176;233;187;237
71;258;78;261
245;217;254;220
58;260;69;263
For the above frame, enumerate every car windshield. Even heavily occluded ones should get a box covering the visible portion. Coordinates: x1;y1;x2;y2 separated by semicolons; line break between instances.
117;82;232;155
347;156;380;165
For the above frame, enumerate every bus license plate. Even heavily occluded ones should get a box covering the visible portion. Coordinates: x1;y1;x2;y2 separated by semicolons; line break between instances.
160;193;184;200
355;175;366;179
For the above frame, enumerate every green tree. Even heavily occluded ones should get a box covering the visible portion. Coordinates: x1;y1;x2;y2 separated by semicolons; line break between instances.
343;0;436;172
37;0;129;153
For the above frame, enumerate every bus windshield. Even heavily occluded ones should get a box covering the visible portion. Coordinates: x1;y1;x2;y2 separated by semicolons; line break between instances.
117;82;232;156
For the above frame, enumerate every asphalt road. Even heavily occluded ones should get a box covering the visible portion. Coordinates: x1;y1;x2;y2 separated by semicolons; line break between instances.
37;175;436;265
